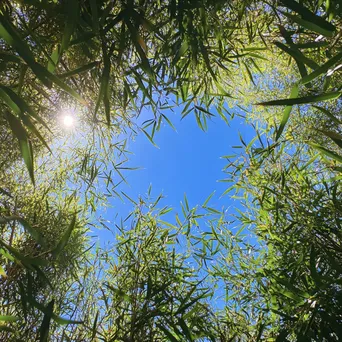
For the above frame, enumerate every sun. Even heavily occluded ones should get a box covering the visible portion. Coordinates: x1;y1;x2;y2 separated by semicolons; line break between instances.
63;115;74;127
60;109;76;128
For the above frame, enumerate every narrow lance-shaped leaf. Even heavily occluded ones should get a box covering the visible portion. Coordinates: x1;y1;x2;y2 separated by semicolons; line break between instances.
312;105;342;124
89;0;100;34
275;83;299;141
274;42;319;70
301;51;342;85
39;300;54;342
5;111;34;184
47;45;60;75
281;11;335;37
0;17;85;104
320;130;342;149
91;310;99;340
0;316;19;322
308;142;342;163
51;216;76;257
0;238;48;267
280;0;336;36
0;216;45;247
0;85;50;130
124;16;154;79
58;61;99;79
26;294;83;325
61;0;79;53
257;91;341;106
95;43;111;125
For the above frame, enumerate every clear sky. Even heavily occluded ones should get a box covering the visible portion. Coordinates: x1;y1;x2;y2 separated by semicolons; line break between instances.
101;107;256;235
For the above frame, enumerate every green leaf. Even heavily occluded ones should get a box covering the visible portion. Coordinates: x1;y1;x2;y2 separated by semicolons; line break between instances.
5;111;34;184
281;11;335;37
290;41;329;49
105;284;132;302
142;128;158;147
95;45;111;125
89;0;99;34
202;191;216;207
0;238;48;267
172;40;188;67
257;91;341;106
280;0;336;36
308;142;342;163
312;105;342;124
161;114;177;131
91;311;99;340
0;85;50;130
120;191;137;205
51;216;76;257
61;0;79;53
0;316;19;322
244;61;256;86
0;17;85;103
194;105;215;117
301;51;342;85
58;61;99;78
275;83;299;140
125;17;153;79
26;295;82;325
47;45;60;74
0;52;22;64
274;42;319;70
0;17;36;64
178;317;193;341
0;265;5;277
0;216;45;247
157;324;180;342
39;300;54;342
320;130;342;149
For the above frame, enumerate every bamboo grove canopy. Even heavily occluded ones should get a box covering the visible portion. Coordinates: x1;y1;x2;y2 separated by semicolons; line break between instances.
0;0;342;341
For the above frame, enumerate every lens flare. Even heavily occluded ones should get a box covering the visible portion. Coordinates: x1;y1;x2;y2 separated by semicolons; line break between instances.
63;115;74;127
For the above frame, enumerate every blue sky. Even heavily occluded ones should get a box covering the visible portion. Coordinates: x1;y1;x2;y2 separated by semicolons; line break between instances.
103;107;256;233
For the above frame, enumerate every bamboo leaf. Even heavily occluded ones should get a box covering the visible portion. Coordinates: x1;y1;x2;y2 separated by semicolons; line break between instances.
0;316;19;322
275;83;299;140
39;300;54;342
89;0;99;34
58;61;99;79
202;191;216;207
51;216;76;257
312;105;342;124
321;130;342;149
0;238;48;267
5;111;34;184
301;52;342;85
257;91;341;106
0;17;85;103
308;142;342;163
280;0;336;36
274;42;319;70
47;45;60;74
0;216;45;247
91;311;99;340
61;0;79;53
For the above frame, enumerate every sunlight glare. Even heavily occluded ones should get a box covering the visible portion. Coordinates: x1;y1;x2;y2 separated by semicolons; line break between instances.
63;115;74;127
60;108;76;128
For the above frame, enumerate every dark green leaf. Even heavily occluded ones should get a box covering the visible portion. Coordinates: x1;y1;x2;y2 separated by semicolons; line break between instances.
39;300;54;342
258;91;341;106
276;83;299;140
5;111;34;184
51;216;76;257
301;51;342;84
